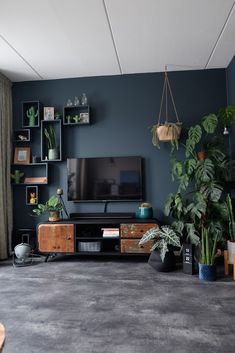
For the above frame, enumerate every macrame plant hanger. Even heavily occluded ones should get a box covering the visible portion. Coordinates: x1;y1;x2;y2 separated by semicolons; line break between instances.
156;65;182;143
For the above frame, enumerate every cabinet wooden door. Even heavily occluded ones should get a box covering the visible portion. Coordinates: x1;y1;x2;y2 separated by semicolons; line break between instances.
38;224;75;253
120;223;158;238
121;239;154;254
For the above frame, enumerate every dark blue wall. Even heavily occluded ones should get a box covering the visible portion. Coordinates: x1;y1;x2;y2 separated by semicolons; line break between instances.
12;69;227;229
226;56;235;157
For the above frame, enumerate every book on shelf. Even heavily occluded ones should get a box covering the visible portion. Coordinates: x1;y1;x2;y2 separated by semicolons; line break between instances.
102;228;119;238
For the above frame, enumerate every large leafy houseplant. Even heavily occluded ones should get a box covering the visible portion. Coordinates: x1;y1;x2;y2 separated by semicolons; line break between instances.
164;113;233;248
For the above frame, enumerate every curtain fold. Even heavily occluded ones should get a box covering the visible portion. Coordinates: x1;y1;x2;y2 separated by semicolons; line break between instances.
0;72;13;259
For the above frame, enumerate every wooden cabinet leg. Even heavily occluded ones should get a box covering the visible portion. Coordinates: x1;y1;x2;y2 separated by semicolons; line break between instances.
224;250;229;276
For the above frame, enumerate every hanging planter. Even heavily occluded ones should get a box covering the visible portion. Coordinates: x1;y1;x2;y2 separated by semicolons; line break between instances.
151;67;182;152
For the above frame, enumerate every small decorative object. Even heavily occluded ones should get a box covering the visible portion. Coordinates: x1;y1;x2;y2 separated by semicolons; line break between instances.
66;99;73;106
139;225;181;272
32;155;38;163
81;93;88;105
73;115;81;123
32;195;62;221
74;96;80;106
14;147;31;164
80;112;89;123
26;106;38;127
29;193;37;204
66;115;72;124
44;107;54;120
151;66;182;152
11;170;24;184
136;202;153;219
44;125;58;160
24;177;47;184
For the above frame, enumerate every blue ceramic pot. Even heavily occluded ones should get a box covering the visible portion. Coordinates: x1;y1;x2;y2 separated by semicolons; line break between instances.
199;263;216;281
136;207;153;219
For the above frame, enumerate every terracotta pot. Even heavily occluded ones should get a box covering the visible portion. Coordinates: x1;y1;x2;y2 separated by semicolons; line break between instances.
197;151;205;161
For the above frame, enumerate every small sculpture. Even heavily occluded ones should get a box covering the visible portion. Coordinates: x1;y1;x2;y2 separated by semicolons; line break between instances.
18;135;27;141
29;193;37;204
26;106;38;127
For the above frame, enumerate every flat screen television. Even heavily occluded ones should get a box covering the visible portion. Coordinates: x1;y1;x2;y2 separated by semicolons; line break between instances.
67;156;143;202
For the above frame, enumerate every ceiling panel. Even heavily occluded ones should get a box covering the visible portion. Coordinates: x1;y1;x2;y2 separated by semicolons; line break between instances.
207;3;235;68
0;36;39;81
105;0;235;73
0;0;120;81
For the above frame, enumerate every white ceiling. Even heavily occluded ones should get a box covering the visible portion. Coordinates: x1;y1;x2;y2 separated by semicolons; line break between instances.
0;0;235;82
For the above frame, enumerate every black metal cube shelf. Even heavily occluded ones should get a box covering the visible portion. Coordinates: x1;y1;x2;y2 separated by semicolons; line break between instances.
63;105;90;125
22;101;42;128
14;129;31;142
11;163;48;185
41;120;62;162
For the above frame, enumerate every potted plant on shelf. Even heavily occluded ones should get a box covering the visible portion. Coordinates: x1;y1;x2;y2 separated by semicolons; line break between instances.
44;125;58;160
139;225;181;272
218;105;235;134
32;195;62;221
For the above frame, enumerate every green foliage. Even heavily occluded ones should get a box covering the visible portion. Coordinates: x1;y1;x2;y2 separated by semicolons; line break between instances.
218;105;235;126
26;106;38;119
11;170;24;184
151;122;182;152
200;227;220;265
44;125;56;149
226;194;235;242
201;114;218;133
32;195;62;216
139;225;181;262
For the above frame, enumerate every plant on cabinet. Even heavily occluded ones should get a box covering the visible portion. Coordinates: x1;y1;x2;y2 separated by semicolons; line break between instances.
32;195;62;221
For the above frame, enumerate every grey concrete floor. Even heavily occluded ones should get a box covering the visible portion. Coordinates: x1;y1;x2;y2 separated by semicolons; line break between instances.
0;256;234;353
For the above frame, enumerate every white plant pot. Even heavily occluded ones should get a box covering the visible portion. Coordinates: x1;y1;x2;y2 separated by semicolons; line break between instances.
48;148;58;160
227;240;235;264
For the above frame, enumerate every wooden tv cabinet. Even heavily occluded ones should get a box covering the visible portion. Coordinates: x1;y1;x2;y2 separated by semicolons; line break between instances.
37;218;159;260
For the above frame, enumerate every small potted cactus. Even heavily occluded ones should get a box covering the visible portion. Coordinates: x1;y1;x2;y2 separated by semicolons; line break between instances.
26;106;38;127
11;170;24;184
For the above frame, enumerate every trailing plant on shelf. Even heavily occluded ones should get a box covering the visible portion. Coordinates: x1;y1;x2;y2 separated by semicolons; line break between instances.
32;195;62;222
139;225;181;262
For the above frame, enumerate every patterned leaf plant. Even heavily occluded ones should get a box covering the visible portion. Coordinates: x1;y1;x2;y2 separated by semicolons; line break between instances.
139;225;181;262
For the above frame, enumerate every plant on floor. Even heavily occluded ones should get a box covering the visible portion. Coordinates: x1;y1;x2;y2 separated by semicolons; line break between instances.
164;113;233;247
32;195;62;221
139;225;181;261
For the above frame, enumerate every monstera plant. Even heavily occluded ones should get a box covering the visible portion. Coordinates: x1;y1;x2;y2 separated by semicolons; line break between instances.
164;113;233;248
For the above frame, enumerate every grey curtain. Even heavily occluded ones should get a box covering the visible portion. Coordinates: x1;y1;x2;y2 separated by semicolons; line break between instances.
0;73;12;259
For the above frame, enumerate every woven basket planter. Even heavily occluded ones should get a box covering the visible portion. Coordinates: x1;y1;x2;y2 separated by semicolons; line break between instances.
156;123;182;142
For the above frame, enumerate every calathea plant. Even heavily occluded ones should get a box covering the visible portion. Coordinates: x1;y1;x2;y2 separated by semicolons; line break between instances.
164;113;233;245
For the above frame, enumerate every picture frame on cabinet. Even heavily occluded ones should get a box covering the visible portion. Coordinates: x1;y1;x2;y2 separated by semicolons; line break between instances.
44;107;54;120
14;147;31;164
79;112;89;123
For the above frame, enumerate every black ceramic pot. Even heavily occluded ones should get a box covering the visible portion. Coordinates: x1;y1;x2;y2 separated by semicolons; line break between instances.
148;249;176;272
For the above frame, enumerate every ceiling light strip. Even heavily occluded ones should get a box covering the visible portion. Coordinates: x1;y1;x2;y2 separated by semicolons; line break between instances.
205;1;235;69
0;34;43;80
103;0;123;74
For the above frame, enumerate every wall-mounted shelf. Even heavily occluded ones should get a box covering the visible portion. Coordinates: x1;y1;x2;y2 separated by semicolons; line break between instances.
11;163;48;185
41;120;62;162
63;105;90;125
14;129;31;142
22;101;42;128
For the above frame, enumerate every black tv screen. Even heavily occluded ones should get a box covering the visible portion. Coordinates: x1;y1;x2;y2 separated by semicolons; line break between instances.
67;156;143;202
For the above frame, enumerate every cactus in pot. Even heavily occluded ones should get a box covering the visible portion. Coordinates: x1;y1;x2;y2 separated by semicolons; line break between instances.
11;170;24;184
26;106;38;127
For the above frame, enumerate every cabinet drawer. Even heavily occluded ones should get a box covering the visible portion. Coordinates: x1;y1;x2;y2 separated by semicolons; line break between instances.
121;239;154;254
120;223;157;238
38;224;75;253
